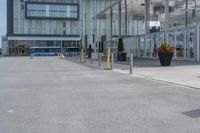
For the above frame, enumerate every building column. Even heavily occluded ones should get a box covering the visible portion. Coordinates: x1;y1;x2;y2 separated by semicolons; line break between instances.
196;25;199;62
185;0;188;27
93;0;97;43
164;0;169;41
119;2;121;37
110;7;113;46
80;0;84;46
144;0;150;58
125;0;128;36
145;0;150;35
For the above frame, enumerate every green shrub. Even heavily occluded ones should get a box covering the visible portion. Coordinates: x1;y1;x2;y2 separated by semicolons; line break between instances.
117;37;124;53
160;42;169;49
88;44;93;58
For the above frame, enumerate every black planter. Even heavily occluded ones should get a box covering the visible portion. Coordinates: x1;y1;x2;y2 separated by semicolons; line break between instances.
158;52;173;66
88;52;92;58
117;53;127;61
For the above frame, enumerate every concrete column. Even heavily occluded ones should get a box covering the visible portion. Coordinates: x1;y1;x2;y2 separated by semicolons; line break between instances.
144;0;150;58
185;0;188;27
110;7;113;46
196;25;200;62
93;0;97;49
145;0;150;35
164;0;169;41
80;0;84;38
119;2;121;37
125;0;128;36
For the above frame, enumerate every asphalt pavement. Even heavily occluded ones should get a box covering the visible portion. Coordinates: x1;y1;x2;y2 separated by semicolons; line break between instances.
0;57;200;133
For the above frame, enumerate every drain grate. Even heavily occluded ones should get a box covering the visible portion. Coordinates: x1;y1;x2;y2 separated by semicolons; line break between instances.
182;109;200;118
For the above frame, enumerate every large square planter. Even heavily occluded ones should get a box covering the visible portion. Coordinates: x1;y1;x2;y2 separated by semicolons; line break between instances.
158;52;173;66
117;53;127;61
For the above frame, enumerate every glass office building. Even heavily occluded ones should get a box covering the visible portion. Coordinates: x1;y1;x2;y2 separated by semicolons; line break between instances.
96;0;200;62
4;0;200;61
4;0;116;56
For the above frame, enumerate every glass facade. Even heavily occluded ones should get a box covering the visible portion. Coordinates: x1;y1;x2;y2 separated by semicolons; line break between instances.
26;2;79;20
8;40;80;56
94;0;200;61
6;0;117;56
11;0;116;36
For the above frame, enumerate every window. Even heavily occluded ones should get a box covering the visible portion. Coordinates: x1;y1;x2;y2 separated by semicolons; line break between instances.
21;5;24;10
25;2;79;20
63;22;66;27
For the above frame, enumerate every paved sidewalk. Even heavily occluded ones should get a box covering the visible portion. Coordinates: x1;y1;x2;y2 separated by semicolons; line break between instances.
67;57;200;89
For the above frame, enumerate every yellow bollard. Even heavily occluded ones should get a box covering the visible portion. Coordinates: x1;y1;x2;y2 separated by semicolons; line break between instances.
81;48;85;63
104;47;111;70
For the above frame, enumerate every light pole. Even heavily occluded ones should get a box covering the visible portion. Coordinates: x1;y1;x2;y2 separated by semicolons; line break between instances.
60;31;62;55
60;28;66;55
164;0;169;41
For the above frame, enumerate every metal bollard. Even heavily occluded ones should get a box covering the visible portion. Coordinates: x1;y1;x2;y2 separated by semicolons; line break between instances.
99;53;102;67
111;53;114;70
30;54;33;59
90;53;93;64
76;55;79;62
130;53;133;74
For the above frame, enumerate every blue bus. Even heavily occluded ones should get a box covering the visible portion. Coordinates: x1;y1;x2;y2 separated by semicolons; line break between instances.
30;46;60;56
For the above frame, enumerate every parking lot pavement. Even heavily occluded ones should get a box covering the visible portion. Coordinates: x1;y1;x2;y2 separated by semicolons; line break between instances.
0;57;200;133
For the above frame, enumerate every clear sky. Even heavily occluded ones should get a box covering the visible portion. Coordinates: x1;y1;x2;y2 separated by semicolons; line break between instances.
0;0;6;48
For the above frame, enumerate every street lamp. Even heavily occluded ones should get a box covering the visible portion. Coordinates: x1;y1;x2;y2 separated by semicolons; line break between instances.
60;31;62;54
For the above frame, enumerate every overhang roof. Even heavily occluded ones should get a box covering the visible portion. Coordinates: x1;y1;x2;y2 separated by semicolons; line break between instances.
96;0;200;24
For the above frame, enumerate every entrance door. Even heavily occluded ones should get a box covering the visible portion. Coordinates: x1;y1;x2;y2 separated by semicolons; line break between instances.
138;35;145;58
175;30;186;60
187;27;196;60
146;35;152;58
167;31;176;58
21;50;25;55
152;33;159;58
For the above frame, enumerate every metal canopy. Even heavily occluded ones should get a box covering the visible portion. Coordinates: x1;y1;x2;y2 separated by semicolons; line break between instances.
96;0;200;24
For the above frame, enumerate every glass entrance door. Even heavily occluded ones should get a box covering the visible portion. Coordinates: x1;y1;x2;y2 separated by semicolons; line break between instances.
187;27;196;60
152;33;159;58
167;31;176;58
139;35;145;58
146;35;152;58
175;30;186;60
145;34;159;58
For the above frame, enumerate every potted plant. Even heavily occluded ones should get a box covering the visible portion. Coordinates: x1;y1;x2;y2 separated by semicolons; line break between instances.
88;44;93;59
157;42;175;66
117;37;126;61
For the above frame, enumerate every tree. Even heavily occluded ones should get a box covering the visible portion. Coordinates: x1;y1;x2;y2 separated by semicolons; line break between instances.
117;37;124;53
88;44;93;58
117;37;126;61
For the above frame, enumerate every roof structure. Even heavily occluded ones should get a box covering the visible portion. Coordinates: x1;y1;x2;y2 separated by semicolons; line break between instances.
96;0;200;24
